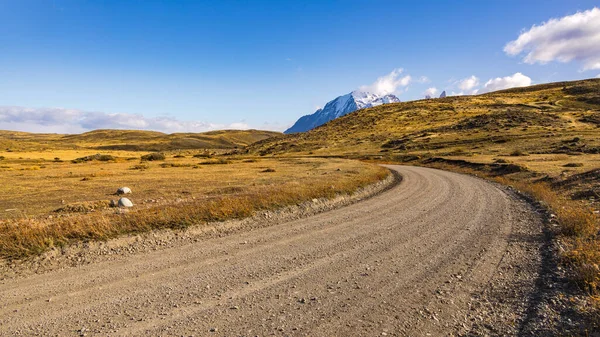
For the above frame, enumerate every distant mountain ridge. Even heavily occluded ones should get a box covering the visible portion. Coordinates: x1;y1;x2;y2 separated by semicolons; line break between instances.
284;91;400;134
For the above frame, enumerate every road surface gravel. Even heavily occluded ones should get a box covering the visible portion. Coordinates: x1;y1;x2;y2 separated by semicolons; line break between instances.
0;165;556;336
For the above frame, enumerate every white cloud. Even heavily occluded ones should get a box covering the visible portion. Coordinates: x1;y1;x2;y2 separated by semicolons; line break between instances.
258;121;291;132
481;72;532;93
417;76;430;83
458;75;480;92
0;106;251;134
504;7;600;70
359;68;412;96
423;87;438;97
597;73;600;78
228;122;250;129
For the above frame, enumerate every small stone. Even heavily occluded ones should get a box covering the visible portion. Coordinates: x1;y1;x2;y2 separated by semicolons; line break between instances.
118;198;134;208
116;187;132;195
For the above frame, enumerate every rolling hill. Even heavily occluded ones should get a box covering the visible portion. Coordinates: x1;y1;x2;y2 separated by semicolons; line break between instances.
0;129;282;152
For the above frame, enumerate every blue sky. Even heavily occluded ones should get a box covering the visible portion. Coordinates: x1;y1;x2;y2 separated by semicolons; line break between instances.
0;0;599;133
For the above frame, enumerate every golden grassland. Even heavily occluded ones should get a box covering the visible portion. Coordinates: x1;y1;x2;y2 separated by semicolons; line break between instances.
250;79;600;310
0;150;388;259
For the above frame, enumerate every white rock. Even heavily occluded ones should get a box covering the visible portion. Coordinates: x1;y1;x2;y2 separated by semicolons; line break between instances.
116;187;132;195
118;198;134;208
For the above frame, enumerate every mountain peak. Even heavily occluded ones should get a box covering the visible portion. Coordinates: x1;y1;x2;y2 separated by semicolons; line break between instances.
351;90;399;109
439;91;447;98
285;91;400;134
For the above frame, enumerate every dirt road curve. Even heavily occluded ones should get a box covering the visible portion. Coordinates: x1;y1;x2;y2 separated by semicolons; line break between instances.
1;165;549;336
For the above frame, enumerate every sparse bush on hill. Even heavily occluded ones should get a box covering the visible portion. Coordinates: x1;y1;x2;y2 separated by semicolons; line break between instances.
159;163;193;168
71;153;116;163
140;152;166;161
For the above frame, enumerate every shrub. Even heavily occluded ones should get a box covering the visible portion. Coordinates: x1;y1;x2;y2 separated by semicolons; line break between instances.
71;154;116;163
141;153;166;161
159;163;193;168
199;158;231;165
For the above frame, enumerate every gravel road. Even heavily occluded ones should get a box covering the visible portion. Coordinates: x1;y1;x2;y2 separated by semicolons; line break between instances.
0;165;553;336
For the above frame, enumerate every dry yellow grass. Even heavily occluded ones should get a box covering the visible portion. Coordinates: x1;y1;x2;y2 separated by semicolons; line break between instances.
0;151;388;259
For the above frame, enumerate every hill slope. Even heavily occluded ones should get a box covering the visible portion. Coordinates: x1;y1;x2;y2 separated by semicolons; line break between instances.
0;129;282;151
253;79;600;158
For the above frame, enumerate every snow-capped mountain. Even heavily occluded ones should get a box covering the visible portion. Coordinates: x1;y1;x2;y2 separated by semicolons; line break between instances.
284;91;400;134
